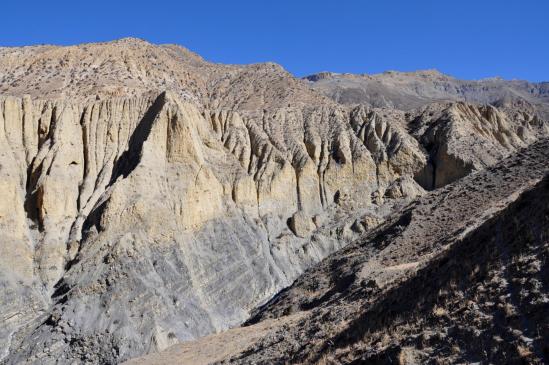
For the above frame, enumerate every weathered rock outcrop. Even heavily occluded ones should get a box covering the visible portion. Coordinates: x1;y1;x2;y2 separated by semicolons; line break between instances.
409;102;548;189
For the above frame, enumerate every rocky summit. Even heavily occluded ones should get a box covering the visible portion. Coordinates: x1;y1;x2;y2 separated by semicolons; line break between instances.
0;38;547;365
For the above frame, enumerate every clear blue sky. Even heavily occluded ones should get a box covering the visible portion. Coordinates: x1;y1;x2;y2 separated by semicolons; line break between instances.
1;0;547;81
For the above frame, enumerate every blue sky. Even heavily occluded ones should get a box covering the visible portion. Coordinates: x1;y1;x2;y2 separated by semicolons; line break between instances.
1;0;547;81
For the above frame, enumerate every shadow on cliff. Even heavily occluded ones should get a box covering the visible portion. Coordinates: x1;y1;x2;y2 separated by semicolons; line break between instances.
109;91;167;183
80;92;167;242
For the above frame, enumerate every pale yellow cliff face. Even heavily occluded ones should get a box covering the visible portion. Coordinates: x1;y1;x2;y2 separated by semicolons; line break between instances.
1;92;539;283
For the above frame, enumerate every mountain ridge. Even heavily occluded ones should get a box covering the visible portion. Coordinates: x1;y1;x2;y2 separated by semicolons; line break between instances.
304;68;549;116
304;68;548;83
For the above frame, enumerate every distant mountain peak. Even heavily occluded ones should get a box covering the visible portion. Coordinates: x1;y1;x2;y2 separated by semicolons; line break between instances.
303;71;340;82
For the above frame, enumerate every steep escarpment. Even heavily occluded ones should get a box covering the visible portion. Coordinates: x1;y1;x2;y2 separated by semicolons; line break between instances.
0;91;430;364
129;139;549;365
1;38;548;364
0;94;163;360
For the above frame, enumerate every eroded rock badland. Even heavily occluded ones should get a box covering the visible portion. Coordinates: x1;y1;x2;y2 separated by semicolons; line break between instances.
0;38;547;364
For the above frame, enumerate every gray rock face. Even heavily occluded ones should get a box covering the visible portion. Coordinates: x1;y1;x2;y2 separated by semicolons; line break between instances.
0;38;548;364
